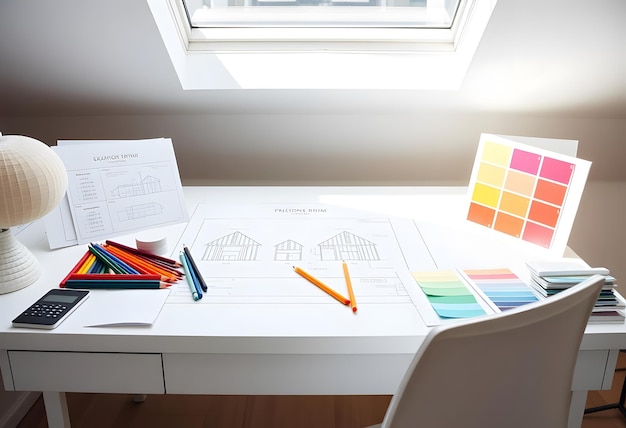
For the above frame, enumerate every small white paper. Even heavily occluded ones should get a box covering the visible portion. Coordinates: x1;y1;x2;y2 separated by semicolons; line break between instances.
77;289;170;327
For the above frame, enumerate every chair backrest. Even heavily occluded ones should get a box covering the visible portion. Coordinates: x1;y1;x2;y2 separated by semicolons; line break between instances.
379;274;605;428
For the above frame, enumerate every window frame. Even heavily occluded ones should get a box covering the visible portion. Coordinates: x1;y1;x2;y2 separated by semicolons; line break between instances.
147;0;497;89
177;0;473;52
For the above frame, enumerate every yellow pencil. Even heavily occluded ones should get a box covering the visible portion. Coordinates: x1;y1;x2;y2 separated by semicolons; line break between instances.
342;261;357;313
293;266;350;306
78;253;96;274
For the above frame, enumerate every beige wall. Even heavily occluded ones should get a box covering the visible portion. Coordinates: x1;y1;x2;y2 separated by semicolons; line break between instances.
2;112;624;282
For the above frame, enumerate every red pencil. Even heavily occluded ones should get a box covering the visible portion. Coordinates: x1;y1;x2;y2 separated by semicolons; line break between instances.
66;273;163;281
59;250;91;287
104;244;180;282
105;240;181;267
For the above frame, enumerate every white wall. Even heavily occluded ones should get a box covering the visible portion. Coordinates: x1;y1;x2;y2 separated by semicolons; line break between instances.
2;112;625;283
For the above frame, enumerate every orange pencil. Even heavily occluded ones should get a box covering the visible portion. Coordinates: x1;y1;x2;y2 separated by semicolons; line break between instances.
293;266;350;306
105;240;182;267
130;250;184;277
104;245;179;282
342;261;357;313
104;243;183;278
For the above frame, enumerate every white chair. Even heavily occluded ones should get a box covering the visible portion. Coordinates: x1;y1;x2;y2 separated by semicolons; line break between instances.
369;274;605;428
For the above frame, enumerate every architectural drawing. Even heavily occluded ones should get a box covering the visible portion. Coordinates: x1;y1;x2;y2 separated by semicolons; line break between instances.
118;202;164;221
202;231;261;261
274;239;303;261
167;203;437;305
317;231;379;261
112;175;162;198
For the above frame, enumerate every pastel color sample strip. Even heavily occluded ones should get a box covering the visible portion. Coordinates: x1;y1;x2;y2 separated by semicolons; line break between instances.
510;149;541;175
467;139;576;249
413;271;486;319
464;268;539;311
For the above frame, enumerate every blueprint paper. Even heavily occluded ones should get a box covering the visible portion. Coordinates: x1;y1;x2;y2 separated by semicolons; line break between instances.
167;202;440;318
47;138;188;247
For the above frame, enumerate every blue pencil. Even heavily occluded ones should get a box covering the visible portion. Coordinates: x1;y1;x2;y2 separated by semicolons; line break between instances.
88;244;126;274
64;280;170;289
91;243;140;275
182;250;203;298
183;245;208;292
179;252;200;301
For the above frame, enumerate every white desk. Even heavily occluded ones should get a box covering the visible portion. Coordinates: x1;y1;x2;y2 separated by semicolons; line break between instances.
1;186;625;428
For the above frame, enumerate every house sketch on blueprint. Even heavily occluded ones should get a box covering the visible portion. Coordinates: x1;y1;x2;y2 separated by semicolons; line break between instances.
112;175;162;198
274;239;303;261
118;202;164;221
202;231;261;261
318;231;379;261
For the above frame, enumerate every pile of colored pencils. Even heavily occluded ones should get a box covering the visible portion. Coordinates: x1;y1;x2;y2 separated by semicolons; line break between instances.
59;240;183;289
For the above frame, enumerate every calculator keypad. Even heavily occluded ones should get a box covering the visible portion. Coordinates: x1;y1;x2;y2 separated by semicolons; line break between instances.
24;304;67;319
12;289;89;329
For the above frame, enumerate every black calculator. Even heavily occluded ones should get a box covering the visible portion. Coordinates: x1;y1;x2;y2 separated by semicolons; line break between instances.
12;289;90;329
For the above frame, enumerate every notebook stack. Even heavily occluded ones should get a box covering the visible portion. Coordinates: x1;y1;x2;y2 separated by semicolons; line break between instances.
526;260;625;324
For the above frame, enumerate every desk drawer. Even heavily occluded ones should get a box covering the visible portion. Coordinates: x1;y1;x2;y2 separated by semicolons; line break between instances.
163;353;411;395
572;350;616;391
8;351;164;393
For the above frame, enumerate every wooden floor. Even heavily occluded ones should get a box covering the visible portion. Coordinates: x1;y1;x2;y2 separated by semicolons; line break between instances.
17;353;626;428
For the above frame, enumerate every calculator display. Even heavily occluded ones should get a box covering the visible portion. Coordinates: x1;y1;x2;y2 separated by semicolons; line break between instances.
42;294;80;304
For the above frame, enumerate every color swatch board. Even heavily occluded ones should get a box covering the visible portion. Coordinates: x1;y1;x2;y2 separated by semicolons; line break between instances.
412;268;541;325
462;268;540;312
466;134;591;255
412;270;491;325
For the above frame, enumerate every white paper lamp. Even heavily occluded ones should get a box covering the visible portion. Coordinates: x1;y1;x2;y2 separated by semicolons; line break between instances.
0;133;68;294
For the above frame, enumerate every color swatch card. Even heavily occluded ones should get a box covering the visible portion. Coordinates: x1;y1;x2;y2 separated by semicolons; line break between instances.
462;268;540;312
412;271;487;319
466;134;591;255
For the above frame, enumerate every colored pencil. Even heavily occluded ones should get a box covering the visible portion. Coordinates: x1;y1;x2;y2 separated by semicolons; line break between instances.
88;244;127;275
130;251;184;276
59;249;91;287
63;280;170;289
293;266;350;306
104;240;184;277
104;244;179;282
87;257;105;274
106;240;182;267
183;244;207;292
78;253;96;274
179;252;200;301
66;273;163;281
181;250;203;297
342;261;357;313
91;243;140;275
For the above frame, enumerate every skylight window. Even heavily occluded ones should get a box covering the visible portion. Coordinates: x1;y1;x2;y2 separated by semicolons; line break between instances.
147;0;497;89
185;0;458;29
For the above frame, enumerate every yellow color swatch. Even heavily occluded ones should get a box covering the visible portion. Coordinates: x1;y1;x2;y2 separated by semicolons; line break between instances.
471;183;501;208
482;141;512;167
476;162;506;188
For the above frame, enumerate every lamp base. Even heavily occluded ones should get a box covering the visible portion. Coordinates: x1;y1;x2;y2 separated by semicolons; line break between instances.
0;228;41;294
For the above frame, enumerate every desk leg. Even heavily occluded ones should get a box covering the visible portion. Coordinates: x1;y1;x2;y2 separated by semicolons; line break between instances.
568;390;587;428
43;391;71;428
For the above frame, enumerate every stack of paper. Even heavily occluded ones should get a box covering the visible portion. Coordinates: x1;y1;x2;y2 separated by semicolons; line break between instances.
526;260;625;323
